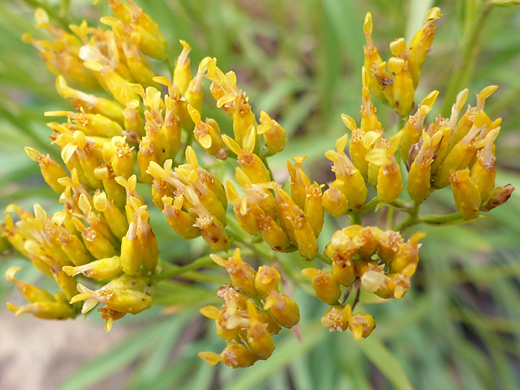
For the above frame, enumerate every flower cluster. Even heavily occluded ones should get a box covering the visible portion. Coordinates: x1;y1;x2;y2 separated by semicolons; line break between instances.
303;225;423;339
148;147;230;251
199;249;299;368
404;86;513;216
3;0;171;331
1;1;515;369
363;8;440;116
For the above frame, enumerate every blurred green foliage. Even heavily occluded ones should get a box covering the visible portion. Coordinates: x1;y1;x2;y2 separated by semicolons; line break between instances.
0;0;519;389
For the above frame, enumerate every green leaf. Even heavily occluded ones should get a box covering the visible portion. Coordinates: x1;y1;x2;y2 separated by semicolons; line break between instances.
356;335;414;390
59;319;174;390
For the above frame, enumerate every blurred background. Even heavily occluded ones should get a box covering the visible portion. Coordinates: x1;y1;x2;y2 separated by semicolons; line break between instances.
0;0;519;389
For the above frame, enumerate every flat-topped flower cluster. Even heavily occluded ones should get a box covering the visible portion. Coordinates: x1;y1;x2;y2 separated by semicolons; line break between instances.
1;0;513;369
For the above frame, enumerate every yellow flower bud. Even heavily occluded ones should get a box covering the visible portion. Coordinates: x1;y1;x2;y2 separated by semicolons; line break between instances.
94;192;128;239
407;7;441;87
122;32;157;87
287;156;310;210
361;67;384;130
363;14;394;105
46;110;123;138
234;169;276;217
25;147;67;193
120;206;157;275
257;213;292;252
263;291;300;329
321;305;353;332
400;96;436;162
92;63;138;105
348;129;372;177
58;229;91;267
223;130;270;183
211;249;256;296
120;216;142;276
137;136;158;184
6;266;54;303
389;232;425;273
71;275;153;316
63;256;122;281
254;266;281;297
301;268;341;305
200;305;241;342
325;134;368;210
387;57;414;117
135;208;158;271
470;128;499;204
55;76;124;123
246;300;275;360
123;100;145;136
115;175;145;222
185;61;205;113
322;185;349;217
232;94;257;148
113;0;168;60
176;171;226;226
305;182;325;237
391;266;415;299
199;343;256;369
435;114;483;188
366;132;403;203
377;230;403;262
228;190;262;236
349;312;375;340
188;105;228;160
79;225;118;260
331;254;356;287
52;269;79;301
290;211;318;260
449;169;481;220
185;187;230;250
257;111;287;153
6;300;75;320
272;186;316;259
106;136;135;179
161;196;200;239
1;214;28;257
324;225;364;260
407;130;443;203
173;40;192;94
94;165;126;210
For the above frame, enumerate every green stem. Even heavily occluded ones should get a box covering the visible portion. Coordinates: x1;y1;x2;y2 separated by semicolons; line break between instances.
440;3;493;115
315;252;332;265
419;212;482;226
394;210;482;232
261;154;274;179
350;211;362;225
59;0;71;18
390;199;414;211
153;256;216;282
394;202;420;232
386;206;395;230
358;197;379;214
